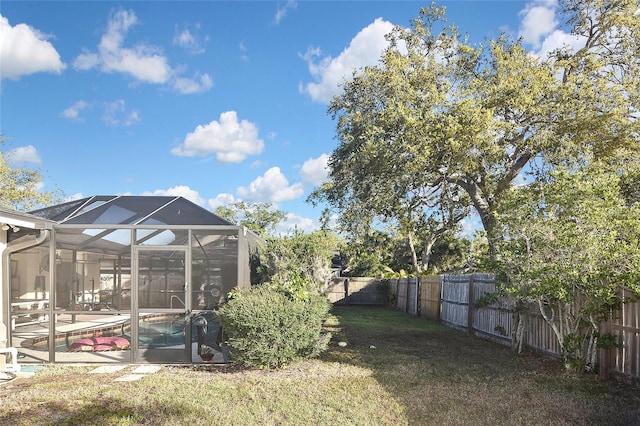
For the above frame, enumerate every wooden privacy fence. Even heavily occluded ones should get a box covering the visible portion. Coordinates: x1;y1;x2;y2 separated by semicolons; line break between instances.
607;287;640;382
326;277;387;305
394;278;419;315
385;273;640;383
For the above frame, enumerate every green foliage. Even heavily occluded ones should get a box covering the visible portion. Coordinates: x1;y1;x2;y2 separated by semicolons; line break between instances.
268;274;314;302
381;266;409;279
339;228;407;277
314;4;557;260
308;4;471;271
619;166;640;206
334;225;469;277
312;0;640;370
255;229;339;292
314;0;640;263
0;137;60;211
217;284;331;369
594;332;620;351
3;308;640;425
474;291;501;309
213;201;286;238
498;164;640;369
561;332;587;371
427;233;471;274
459;231;487;271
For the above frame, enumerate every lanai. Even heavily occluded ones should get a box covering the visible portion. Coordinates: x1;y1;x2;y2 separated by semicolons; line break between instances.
1;196;259;365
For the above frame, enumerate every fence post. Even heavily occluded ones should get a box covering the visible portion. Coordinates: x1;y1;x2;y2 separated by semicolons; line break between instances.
467;274;475;335
343;278;350;306
416;277;421;317
437;275;443;323
598;314;611;381
404;279;409;313
416;278;420;316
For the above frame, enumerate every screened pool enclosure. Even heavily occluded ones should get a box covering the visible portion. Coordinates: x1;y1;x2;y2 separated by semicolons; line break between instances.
2;196;259;364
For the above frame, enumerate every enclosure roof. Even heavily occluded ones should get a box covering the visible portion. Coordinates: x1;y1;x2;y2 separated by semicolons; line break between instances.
0;206;54;230
28;196;234;227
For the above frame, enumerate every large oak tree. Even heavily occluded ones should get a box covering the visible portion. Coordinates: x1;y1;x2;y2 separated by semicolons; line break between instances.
315;0;639;260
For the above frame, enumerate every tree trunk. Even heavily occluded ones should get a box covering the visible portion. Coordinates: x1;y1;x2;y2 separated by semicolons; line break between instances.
407;232;421;273
421;236;437;273
408;230;441;274
469;191;500;260
451;149;531;261
452;177;501;260
512;300;528;353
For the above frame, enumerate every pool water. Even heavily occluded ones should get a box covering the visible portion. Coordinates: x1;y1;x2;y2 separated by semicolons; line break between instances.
136;318;188;348
55;314;220;351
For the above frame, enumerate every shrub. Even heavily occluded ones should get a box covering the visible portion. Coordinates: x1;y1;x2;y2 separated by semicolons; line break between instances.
217;284;331;369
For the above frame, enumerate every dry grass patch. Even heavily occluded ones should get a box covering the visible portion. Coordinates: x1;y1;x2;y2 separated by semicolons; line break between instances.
0;360;403;425
325;306;640;425
0;306;638;425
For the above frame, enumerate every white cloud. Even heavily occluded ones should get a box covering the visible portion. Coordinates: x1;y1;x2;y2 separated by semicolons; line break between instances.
102;99;140;126
237;167;304;203
274;0;297;24
174;28;196;50
171;111;264;163
518;1;558;48
239;41;250;62
250;160;266;169
73;9;172;84
535;29;584;59
5;145;41;164
72;51;100;70
172;72;213;94
72;10;212;94
0;15;66;80
207;193;237;210
142;185;205;206
61;100;90;121
173;24;207;55
300;18;395;103
518;1;583;58
124;110;141;126
276;212;317;235
300;153;329;186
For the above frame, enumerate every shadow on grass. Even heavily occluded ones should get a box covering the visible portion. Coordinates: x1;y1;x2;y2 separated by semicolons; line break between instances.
323;305;640;426
0;388;208;425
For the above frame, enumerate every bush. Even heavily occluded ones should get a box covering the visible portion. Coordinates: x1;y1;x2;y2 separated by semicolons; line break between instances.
217;285;331;369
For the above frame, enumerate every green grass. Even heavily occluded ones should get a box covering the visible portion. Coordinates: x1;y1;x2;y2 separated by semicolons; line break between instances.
0;306;638;425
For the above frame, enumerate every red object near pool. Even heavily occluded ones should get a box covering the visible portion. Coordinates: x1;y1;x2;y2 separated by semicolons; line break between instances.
69;336;130;352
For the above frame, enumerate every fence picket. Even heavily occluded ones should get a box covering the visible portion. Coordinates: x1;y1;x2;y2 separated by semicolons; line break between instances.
329;274;639;382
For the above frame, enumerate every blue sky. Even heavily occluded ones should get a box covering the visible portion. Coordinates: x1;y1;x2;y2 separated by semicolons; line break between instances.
1;1;577;234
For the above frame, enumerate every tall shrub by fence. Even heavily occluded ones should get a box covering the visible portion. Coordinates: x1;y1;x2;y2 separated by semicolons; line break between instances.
384;273;640;383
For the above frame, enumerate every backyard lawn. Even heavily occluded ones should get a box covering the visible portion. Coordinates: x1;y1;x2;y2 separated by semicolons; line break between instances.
0;306;639;425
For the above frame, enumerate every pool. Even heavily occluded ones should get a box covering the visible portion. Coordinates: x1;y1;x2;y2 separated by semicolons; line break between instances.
137;317;188;349
137;313;220;349
27;313;221;352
